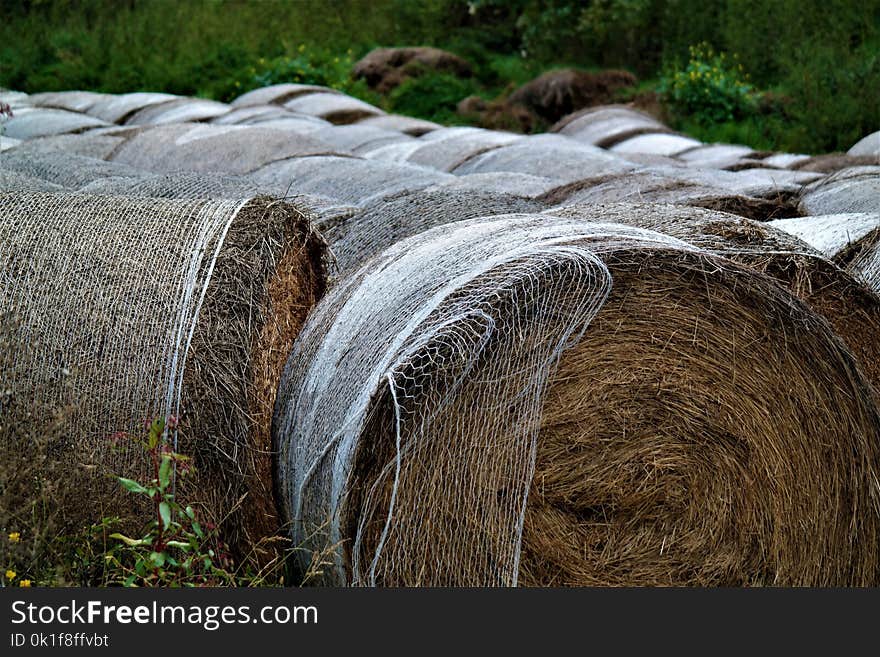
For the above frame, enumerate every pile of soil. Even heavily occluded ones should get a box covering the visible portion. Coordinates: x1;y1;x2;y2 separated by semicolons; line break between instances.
353;47;473;93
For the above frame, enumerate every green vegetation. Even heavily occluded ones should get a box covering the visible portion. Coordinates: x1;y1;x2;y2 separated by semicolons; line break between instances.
0;0;877;153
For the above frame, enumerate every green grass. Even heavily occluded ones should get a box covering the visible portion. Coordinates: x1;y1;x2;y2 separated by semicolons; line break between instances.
0;0;877;154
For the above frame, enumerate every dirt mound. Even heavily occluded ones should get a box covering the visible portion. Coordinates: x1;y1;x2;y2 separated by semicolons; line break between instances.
353;47;473;93
508;68;637;124
792;153;880;173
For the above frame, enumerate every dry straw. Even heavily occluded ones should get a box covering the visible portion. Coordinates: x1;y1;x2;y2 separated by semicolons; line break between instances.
549;203;880;395
0;192;326;558
274;212;880;586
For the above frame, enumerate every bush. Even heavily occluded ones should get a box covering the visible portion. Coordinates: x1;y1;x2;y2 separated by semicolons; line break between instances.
387;70;480;124
658;43;759;125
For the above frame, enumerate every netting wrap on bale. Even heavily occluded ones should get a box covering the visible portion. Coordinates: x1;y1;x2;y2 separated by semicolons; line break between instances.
274;212;880;586
0;192;327;556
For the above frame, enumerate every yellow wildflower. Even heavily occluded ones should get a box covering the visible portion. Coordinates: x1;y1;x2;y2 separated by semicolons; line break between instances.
8;532;20;543
5;569;16;580
19;579;31;587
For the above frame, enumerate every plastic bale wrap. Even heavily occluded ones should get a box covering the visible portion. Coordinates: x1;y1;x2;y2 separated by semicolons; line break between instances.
0;192;327;558
273;212;880;586
798;167;880;215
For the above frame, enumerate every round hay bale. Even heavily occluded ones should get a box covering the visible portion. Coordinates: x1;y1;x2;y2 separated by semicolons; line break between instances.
283;93;384;125
311;124;414;154
248;155;452;206
677;144;757;169
0;150;144;189
356;114;441;136
798;166;880;215
549;202;880;395
542;171;800;221
109;124;341;175
553;105;670;147
274;212;880;586
87;92;180;124
0;170;64;193
850;239;880;295
761;152;812;169
77;171;359;229
2;107;110;140
0;192;327;557
325;187;545;274
610;133;703;157
244;115;334;133
230;83;341;108
29;90;108;113
848;131;880;158
125;97;230;126
7;131;131;160
430;172;558;199
404;128;522;172
212;104;303;125
792;153;880;173
452;133;634;182
361;139;426;162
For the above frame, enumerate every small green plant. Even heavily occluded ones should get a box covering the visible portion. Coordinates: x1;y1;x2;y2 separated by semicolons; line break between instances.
658;43;759;125
103;417;237;587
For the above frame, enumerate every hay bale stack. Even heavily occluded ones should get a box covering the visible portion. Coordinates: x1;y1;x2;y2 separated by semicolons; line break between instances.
109;124;340;175
798;167;880;215
274;212;880;586
549;203;880;394
0;192;327;557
